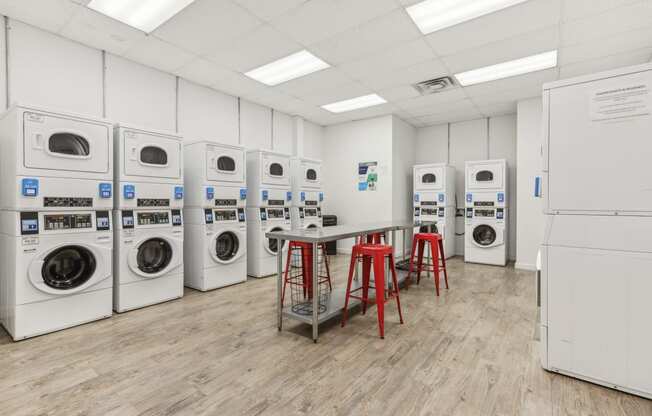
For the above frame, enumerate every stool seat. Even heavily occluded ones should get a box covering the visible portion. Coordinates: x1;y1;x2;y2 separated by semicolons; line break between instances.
356;244;393;255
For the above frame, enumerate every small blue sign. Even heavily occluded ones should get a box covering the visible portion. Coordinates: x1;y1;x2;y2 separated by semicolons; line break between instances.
300;191;306;202
319;192;324;202
240;188;247;200
534;177;541;198
414;193;419;202
206;187;215;200
262;190;268;201
497;210;504;220
21;178;39;197
123;184;135;199
438;193;445;203
99;183;112;199
287;191;292;202
359;182;368;191
466;193;472;203
174;186;184;200
497;192;505;203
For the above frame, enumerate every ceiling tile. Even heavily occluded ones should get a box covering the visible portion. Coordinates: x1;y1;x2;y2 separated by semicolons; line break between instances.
402;97;477;118
269;0;399;46
309;9;422;65
211;72;268;97
559;48;652;78
360;58;449;90
300;82;373;106
376;85;422;102
442;26;560;74
175;58;236;87
561;1;652;46
0;0;81;33
560;25;652;66
208;24;303;72
470;85;543;107
418;107;483;126
339;38;435;80
124;36;195;73
152;0;262;56
561;0;642;22
233;0;307;21
274;67;354;97
345;102;399;121
395;88;468;111
425;0;562;57
60;5;145;56
478;102;518;117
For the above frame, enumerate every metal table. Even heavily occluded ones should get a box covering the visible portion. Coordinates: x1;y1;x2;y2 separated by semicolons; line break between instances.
266;221;420;343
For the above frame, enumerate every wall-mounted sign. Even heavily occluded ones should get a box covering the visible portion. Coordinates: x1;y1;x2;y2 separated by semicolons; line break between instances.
358;161;378;191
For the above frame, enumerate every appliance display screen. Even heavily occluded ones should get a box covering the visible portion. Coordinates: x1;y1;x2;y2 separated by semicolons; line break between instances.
215;199;237;207
44;214;92;231
474;201;495;207
138;212;169;225
421;208;437;216
22;219;38;233
304;208;317;217
421;201;437;206
474;209;495;217
215;209;237;222
268;208;285;219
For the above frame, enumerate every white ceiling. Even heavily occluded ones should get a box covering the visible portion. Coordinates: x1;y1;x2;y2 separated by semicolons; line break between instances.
1;0;651;127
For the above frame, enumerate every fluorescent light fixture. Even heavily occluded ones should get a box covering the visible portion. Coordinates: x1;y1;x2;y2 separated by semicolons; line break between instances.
322;94;387;113
455;50;558;86
406;0;529;35
87;0;197;33
244;50;330;86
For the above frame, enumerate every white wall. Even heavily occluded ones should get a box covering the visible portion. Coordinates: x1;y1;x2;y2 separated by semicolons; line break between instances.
415;115;518;259
303;120;324;160
272;110;293;154
323;115;394;253
392;116;416;255
515;98;545;270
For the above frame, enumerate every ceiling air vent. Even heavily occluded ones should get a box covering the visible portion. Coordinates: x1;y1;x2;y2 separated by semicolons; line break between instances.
413;76;456;95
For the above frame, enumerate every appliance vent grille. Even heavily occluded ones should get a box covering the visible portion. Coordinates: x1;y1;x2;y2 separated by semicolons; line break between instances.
413;76;457;95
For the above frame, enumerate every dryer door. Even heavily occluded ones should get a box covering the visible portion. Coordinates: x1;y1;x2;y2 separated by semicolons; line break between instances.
466;161;505;191
414;165;444;191
206;144;245;184
28;243;111;295
265;226;287;255
122;129;182;179
262;154;290;187
23;111;111;174
299;160;321;189
211;230;244;264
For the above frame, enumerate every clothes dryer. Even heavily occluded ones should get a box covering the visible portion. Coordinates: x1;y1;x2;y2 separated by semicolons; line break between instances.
290;157;323;230
413;163;455;258
0;210;113;340
246;206;291;278
246;150;292;208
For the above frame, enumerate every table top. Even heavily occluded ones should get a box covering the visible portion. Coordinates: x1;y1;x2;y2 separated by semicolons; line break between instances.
265;220;429;242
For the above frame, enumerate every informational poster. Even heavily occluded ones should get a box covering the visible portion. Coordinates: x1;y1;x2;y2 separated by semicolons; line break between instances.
590;83;650;122
358;161;378;191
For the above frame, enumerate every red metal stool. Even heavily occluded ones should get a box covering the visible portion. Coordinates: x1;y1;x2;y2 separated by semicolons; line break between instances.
342;244;404;339
281;241;332;306
355;232;386;245
407;233;449;296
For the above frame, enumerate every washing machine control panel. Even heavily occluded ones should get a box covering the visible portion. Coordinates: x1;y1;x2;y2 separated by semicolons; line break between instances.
96;211;111;231
137;212;169;226
137;198;169;207
171;209;182;226
44;197;93;208
204;209;214;224
238;208;245;223
215;199;237;207
496;208;504;220
44;213;92;231
20;212;39;235
122;210;135;229
214;209;237;222
474;209;495;218
267;208;285;220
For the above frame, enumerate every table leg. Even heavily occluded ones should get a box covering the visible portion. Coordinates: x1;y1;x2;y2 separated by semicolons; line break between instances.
312;242;319;343
402;229;407;262
277;238;283;331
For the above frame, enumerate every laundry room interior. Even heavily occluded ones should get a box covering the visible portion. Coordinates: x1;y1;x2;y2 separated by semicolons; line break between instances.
0;1;650;415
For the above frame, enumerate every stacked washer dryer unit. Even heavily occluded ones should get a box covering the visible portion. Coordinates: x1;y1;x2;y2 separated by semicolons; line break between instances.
0;104;114;340
113;124;184;313
290;157;324;230
539;63;652;398
246;150;292;278
413;163;455;258
184;141;247;291
464;159;508;266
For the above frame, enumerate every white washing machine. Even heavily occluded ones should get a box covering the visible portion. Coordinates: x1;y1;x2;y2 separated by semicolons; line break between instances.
0;104;114;211
246;149;291;278
113;209;183;312
246;206;291;278
413;163;455;258
113;124;184;312
290;157;323;230
0;210;113;340
464;159;508;266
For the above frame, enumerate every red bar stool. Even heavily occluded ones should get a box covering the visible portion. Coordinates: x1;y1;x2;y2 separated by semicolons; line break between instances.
281;241;332;306
355;232;386;245
407;233;449;296
342;243;404;339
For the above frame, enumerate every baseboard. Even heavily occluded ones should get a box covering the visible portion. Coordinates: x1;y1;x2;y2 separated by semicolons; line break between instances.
515;262;536;271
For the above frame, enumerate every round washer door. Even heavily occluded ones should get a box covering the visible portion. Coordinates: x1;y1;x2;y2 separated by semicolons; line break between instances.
211;230;242;264
41;245;96;290
136;238;173;275
472;224;497;247
265;226;287;255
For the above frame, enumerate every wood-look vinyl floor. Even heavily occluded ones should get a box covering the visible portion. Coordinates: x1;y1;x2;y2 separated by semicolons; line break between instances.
0;256;650;416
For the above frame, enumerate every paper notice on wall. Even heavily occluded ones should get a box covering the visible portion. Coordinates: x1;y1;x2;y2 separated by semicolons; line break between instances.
358;162;378;191
590;83;650;122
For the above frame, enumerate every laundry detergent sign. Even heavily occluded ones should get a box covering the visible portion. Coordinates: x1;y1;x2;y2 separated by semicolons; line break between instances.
590;83;650;122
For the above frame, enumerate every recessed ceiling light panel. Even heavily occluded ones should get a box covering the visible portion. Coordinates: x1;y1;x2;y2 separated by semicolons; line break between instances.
455;50;558;86
321;94;387;113
87;0;197;33
244;50;330;86
406;0;529;35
